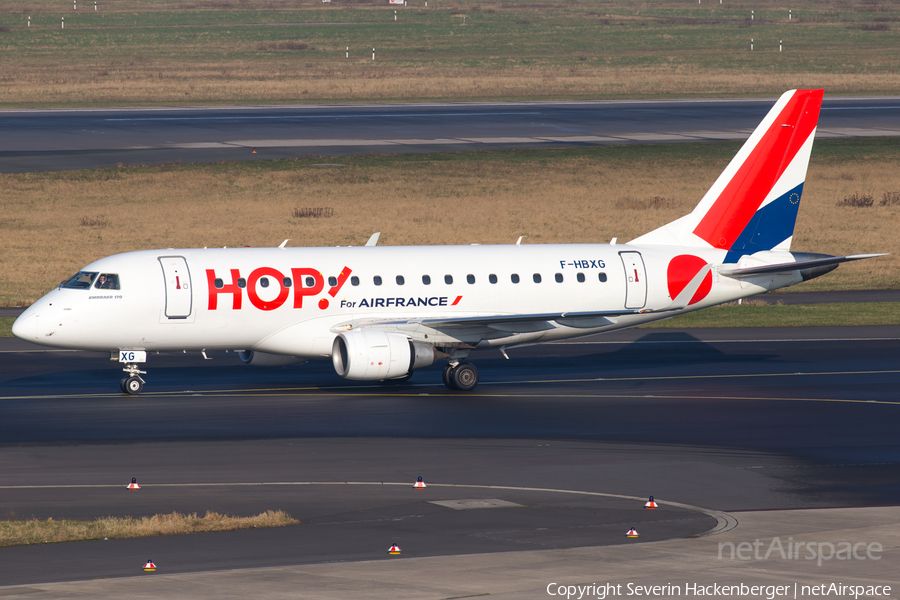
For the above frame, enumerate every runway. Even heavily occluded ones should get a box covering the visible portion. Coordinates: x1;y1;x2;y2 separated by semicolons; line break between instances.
2;96;900;172
1;326;899;587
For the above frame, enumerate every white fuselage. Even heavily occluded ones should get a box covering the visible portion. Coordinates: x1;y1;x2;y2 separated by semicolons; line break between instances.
14;243;791;357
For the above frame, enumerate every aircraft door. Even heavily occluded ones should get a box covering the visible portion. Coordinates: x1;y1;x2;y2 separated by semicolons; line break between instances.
619;251;647;309
158;256;193;318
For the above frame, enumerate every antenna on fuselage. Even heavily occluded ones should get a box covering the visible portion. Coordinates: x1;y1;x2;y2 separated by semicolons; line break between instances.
365;232;381;247
516;236;526;245
279;239;290;248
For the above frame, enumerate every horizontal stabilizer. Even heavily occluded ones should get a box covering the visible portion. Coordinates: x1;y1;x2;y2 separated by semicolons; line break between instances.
719;254;887;277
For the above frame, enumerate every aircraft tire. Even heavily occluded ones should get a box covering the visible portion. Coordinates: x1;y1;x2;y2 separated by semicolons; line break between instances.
442;364;457;390
124;376;144;395
451;362;479;391
120;377;128;393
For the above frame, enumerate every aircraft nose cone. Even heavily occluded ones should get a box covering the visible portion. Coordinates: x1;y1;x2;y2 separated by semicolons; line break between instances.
11;312;37;340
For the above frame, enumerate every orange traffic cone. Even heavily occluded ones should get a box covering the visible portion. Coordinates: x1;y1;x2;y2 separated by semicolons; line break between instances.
644;496;658;509
626;528;639;538
143;560;156;572
388;544;402;555
413;476;426;489
127;477;141;490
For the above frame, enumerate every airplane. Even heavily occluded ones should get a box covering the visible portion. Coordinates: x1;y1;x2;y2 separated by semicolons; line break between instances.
12;89;885;394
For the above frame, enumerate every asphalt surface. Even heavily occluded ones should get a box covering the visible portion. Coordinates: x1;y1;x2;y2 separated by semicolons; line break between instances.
2;96;899;172
1;326;899;585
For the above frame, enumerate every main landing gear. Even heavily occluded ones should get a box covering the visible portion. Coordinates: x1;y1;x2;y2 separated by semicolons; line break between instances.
442;362;479;391
120;363;146;395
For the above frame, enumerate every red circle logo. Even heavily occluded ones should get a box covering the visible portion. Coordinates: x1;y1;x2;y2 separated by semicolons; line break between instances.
318;298;330;310
666;255;712;305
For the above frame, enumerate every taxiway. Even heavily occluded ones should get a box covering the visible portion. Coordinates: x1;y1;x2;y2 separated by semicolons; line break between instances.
1;326;898;588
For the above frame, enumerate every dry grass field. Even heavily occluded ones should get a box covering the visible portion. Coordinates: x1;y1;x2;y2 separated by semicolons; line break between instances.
641;302;900;328
2;138;898;307
0;0;899;106
0;510;297;547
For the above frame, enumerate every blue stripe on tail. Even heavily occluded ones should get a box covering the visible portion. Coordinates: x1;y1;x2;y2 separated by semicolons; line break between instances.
723;183;804;263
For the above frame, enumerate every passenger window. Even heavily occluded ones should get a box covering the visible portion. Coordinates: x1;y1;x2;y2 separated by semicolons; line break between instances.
444;275;453;284
396;275;405;285
533;273;542;283
577;273;585;283
260;277;269;288
422;275;431;285
598;273;608;283
374;276;382;286
63;271;98;289
305;276;315;287
351;276;360;286
511;274;520;284
328;276;337;287
214;278;224;289
283;278;292;288
94;273;120;290
467;274;475;284
554;273;563;283
489;274;498;284
238;278;247;288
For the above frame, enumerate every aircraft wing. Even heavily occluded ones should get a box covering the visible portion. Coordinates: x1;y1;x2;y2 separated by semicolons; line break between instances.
718;254;886;277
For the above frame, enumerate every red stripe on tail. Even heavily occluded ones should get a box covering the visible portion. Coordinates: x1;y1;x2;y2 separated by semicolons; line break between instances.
693;89;823;249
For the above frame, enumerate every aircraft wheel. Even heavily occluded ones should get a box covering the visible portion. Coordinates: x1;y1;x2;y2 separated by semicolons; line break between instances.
120;377;128;393
124;376;144;395
451;362;479;391
442;364;456;390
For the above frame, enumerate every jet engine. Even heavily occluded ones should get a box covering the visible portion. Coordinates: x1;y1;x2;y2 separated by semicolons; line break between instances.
332;330;441;380
237;350;307;367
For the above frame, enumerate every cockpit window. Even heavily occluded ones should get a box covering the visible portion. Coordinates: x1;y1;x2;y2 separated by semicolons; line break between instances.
62;271;98;289
94;273;120;290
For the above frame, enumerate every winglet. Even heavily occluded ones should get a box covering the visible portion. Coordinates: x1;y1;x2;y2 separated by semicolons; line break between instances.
366;232;381;247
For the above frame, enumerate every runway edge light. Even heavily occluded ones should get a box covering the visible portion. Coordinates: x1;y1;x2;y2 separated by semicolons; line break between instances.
127;477;141;490
414;476;426;489
644;496;658;509
388;544;402;555
143;560;156;572
626;528;639;538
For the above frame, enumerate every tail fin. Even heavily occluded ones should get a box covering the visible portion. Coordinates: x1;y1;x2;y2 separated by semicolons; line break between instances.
630;89;824;261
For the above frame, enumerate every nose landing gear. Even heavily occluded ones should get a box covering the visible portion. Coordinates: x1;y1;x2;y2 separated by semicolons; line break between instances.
120;363;146;395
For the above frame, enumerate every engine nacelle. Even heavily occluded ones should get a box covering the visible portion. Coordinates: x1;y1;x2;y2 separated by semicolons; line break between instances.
332;330;439;380
237;350;307;367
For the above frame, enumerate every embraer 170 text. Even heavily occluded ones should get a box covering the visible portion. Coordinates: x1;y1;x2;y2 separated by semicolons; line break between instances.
13;90;885;393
